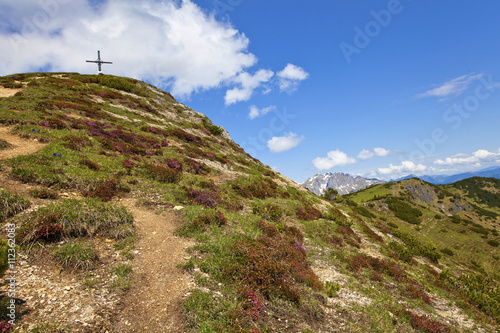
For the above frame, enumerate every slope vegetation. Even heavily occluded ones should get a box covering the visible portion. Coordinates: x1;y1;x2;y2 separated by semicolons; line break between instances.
0;73;498;332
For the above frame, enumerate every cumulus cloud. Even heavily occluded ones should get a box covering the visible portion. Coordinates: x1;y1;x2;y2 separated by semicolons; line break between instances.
378;161;427;175
224;69;274;105
357;149;374;160
434;149;500;166
248;105;275;120
416;73;484;100
276;63;309;92
357;147;391;159
267;132;304;153
313;150;356;170
0;0;259;98
374;147;390;157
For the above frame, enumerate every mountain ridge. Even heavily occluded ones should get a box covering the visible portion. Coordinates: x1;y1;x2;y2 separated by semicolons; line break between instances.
0;73;498;332
392;166;500;184
302;171;385;195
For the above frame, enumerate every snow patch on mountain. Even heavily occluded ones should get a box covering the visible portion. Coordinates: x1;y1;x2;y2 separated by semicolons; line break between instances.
302;172;385;196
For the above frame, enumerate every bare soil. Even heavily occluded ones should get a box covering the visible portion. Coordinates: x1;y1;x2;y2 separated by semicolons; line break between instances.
0;124;194;332
110;200;194;333
0;87;23;98
0;126;47;161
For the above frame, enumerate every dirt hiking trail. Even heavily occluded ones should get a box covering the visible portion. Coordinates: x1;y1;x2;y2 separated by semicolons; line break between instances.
0;126;47;161
0;87;23;98
0;123;194;332
111;200;194;333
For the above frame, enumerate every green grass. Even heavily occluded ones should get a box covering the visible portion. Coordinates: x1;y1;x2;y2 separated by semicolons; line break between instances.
0;138;11;150
30;187;59;199
16;198;134;244
113;234;137;260
110;263;133;291
346;183;393;203
0;239;9;277
324;281;341;297
0;189;31;222
2;72;500;332
52;241;98;270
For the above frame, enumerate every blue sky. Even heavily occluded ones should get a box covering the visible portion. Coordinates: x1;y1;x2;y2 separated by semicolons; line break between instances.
1;0;499;183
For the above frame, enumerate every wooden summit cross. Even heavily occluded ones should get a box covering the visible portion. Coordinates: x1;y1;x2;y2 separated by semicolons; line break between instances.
86;50;112;74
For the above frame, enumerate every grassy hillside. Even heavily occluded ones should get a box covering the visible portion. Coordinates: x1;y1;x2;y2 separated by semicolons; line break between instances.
0;73;499;332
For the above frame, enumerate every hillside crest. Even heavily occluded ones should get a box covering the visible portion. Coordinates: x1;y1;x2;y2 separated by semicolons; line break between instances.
0;73;499;332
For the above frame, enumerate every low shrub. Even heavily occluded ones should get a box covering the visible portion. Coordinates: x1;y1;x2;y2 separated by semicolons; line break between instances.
439;271;500;323
440;248;455;256
337;225;361;248
239;286;266;322
324;281;341;297
80;158;101;171
0;321;13;332
324;207;351;226
354;216;384;243
230;177;279;200
146;164;182;183
171;129;203;145
388;241;413;262
224;221;322;304
0;139;12;150
387;222;399;229
16;198;133;244
296;203;322;221
62;135;92;151
31;188;58;199
401;310;450;333
386;198;423;225
83;179;118;201
203;120;224;136
42;117;68;129
122;159;135;169
470;224;489;235
353;205;376;218
179;209;228;235
166;158;183;172
184;158;203;174
187;188;221;208
253;203;283;222
392;230;441;263
487;240;499;247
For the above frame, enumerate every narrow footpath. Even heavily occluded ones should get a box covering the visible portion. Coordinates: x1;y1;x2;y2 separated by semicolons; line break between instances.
111;201;194;333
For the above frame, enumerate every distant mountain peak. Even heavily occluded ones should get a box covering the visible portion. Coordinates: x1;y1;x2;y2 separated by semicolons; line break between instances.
302;172;385;196
393;166;500;184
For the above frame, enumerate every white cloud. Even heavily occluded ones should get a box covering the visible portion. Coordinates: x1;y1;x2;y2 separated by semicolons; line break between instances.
378;161;427;175
248;105;275;120
0;0;259;98
473;149;494;159
357;149;374;160
357;147;391;159
416;73;484;100
276;63;309;92
267;132;304;153
374;147;390;157
434;149;500;166
224;69;274;105
313;150;356;170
